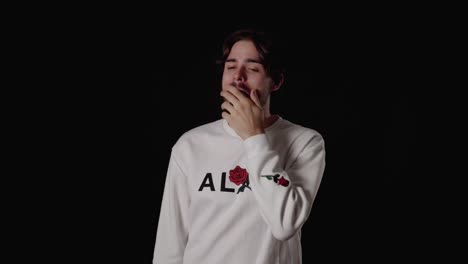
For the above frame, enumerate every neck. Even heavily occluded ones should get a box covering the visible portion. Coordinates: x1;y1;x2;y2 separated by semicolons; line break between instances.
262;96;279;129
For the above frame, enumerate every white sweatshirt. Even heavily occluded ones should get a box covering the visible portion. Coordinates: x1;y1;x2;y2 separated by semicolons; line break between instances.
153;116;326;264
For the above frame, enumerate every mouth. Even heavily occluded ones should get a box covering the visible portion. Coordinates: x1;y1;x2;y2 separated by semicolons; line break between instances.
235;83;250;96
239;89;249;96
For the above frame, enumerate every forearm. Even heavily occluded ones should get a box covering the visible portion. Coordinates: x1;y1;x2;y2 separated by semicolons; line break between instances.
244;133;325;241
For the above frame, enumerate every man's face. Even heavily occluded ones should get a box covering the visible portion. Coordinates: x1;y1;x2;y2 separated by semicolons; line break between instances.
222;40;274;107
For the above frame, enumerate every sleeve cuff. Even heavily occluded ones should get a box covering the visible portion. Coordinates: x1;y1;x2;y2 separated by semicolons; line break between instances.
243;133;272;158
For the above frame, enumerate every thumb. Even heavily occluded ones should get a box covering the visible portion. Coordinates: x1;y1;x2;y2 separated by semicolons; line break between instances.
250;90;262;109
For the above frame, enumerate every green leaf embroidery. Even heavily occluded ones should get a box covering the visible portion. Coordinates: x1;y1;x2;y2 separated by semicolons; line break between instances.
261;174;281;183
237;184;251;194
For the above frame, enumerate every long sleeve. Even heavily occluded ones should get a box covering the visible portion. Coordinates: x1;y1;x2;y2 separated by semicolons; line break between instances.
243;132;325;241
153;150;190;264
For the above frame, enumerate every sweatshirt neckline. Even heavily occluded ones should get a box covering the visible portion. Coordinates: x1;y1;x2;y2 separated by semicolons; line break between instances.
222;115;283;139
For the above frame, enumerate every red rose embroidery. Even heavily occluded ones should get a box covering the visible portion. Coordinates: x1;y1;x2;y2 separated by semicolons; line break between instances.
277;176;289;187
229;165;251;194
261;174;289;187
229;166;249;186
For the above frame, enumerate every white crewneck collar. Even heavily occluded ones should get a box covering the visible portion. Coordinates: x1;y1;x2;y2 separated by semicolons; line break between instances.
222;115;283;139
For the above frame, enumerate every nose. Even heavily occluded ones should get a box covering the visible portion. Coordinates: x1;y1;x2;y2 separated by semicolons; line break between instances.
233;67;246;83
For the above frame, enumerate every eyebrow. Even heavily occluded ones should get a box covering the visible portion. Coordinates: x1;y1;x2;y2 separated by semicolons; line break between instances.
225;58;263;64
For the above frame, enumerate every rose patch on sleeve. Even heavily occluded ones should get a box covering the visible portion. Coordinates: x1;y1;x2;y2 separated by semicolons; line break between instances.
229;165;251;194
261;174;289;187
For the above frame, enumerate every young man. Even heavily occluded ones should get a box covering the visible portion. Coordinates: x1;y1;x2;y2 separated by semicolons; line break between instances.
153;29;326;264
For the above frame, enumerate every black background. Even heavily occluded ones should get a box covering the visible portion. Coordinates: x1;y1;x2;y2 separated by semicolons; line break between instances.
44;10;416;264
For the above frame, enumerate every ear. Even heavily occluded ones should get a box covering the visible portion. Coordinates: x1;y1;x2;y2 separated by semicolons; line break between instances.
271;73;284;92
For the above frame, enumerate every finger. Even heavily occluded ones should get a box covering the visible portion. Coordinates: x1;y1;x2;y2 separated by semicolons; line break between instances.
220;90;239;105
221;111;231;121
221;101;236;114
250;90;262;109
226;85;249;102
